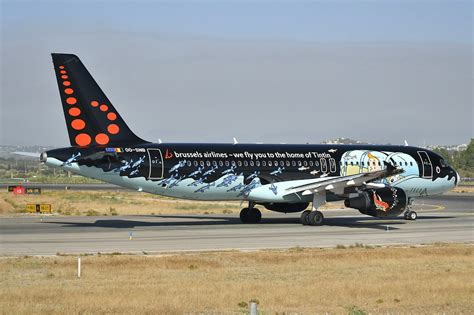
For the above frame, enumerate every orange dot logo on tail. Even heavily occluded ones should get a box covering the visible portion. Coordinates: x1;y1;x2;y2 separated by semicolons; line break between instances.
64;88;74;95
95;133;109;145
99;104;108;112
90;101;99;107
59;66;65;69
60;70;67;74
107;112;117;121
63;81;71;86
71;119;86;130
75;133;91;146
68;107;81;117
107;124;120;134
61;75;68;79
66;97;77;105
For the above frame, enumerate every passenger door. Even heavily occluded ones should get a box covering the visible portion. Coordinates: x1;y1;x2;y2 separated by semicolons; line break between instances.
417;151;433;179
147;149;164;179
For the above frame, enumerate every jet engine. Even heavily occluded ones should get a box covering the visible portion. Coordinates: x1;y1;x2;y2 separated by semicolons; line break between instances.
344;187;407;217
263;202;309;213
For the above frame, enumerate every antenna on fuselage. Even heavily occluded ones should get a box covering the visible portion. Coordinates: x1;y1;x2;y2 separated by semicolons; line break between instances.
158;139;162;144
233;137;239;145
404;139;409;146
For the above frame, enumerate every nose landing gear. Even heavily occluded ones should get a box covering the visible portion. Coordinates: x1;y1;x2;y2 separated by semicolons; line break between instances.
239;202;262;223
404;198;417;220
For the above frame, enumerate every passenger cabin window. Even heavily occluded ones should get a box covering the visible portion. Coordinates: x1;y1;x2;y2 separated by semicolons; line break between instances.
225;161;230;167
292;161;296;167
262;161;266;167
187;161;192;167
244;161;248;167
286;161;291;167
329;158;336;173
200;161;204;166
250;161;254;166
194;161;198;167
320;158;328;173
238;161;242;167
219;161;223;167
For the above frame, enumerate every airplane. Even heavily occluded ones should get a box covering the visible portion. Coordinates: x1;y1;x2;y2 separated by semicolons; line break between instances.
62;152;81;166
188;167;204;178
40;53;460;225
202;165;218;177
169;160;186;173
221;165;236;175
298;166;310;171
195;182;215;193
132;155;146;169
270;167;285;176
217;173;239;187
269;182;278;195
246;171;260;181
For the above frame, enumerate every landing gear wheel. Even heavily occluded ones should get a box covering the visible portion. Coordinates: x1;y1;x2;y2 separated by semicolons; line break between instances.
308;211;324;226
240;207;261;223
404;211;417;221
240;208;250;223
300;210;311;225
248;208;262;224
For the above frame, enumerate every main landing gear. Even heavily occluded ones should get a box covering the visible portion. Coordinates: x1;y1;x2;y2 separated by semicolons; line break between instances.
300;210;324;226
403;198;417;221
239;202;262;224
301;193;326;226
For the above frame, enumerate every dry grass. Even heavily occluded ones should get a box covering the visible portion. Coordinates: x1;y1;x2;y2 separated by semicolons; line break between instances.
0;244;472;314
453;185;474;194
0;190;343;216
0;191;242;216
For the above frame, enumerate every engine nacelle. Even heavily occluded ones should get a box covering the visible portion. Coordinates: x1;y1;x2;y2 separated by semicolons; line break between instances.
344;187;407;217
263;202;309;213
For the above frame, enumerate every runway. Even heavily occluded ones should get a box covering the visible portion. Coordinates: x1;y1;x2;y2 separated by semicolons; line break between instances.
1;194;472;256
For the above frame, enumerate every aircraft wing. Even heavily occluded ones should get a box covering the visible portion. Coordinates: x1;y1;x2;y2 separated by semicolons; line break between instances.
248;163;403;202
284;163;403;196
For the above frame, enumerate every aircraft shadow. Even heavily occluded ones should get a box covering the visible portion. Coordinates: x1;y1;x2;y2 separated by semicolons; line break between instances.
44;213;452;231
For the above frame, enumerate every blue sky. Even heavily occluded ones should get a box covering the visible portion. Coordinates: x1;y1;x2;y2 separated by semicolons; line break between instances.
4;1;472;42
1;1;472;146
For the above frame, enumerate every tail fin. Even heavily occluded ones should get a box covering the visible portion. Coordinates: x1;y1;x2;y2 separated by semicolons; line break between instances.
51;53;148;147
